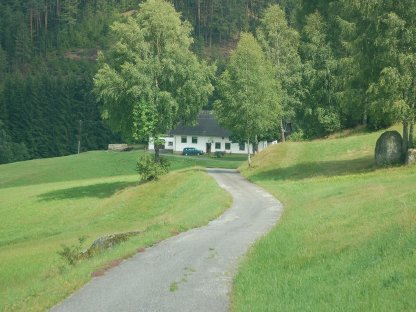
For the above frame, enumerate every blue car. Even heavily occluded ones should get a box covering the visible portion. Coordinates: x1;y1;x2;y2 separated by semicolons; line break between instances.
182;147;204;156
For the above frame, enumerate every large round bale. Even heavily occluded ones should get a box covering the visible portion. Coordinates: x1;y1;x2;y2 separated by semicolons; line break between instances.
375;131;403;166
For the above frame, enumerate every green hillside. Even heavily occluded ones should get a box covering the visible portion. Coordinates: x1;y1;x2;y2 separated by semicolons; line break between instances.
232;128;416;311
0;152;237;311
0;150;245;189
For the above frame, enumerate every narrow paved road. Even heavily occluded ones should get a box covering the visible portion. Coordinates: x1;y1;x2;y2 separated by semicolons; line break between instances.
52;169;283;312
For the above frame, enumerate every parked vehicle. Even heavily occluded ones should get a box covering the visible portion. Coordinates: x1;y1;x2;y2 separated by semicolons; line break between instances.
182;147;204;156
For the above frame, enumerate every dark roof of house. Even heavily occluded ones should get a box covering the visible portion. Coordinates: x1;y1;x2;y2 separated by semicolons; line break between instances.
170;111;231;137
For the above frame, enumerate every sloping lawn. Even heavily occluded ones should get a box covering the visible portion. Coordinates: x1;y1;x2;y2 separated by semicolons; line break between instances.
232;128;416;312
0;150;245;189
0;151;236;311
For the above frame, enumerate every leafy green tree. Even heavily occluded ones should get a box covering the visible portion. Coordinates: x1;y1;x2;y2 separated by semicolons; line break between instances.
214;32;281;167
334;0;384;128
366;7;416;152
257;4;302;142
94;0;214;161
299;12;341;138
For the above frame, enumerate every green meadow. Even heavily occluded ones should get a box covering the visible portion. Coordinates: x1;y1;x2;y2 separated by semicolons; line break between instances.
0;151;241;311
232;127;416;311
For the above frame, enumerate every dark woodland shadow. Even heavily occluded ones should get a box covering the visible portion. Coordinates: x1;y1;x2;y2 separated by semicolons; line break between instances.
39;181;137;201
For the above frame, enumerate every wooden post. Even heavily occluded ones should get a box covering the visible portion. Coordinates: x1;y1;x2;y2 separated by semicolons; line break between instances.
77;120;82;154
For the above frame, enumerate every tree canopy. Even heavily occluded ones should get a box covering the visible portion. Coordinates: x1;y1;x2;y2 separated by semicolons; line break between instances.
94;0;214;158
1;0;416;164
214;32;281;166
257;4;302;141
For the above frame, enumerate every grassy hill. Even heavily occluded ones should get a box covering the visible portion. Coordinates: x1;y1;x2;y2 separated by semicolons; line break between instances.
0;150;241;311
232;127;416;312
0;150;245;189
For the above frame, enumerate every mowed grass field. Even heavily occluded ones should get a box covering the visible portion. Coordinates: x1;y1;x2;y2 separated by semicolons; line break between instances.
0;150;241;311
233;128;416;312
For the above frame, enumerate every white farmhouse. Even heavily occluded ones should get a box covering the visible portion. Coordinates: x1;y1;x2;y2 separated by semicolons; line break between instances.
148;111;268;154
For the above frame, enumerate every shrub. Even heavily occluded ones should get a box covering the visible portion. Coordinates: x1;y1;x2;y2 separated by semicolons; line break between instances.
136;153;170;182
57;236;87;266
289;130;305;142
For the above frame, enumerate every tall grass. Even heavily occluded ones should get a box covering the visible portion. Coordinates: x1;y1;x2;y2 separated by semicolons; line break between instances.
233;128;416;312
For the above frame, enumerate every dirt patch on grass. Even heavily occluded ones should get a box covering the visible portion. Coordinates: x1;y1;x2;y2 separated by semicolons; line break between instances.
91;259;123;277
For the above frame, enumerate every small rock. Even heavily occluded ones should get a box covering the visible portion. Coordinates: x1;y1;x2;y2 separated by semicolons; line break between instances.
84;231;141;256
375;131;403;166
405;149;416;166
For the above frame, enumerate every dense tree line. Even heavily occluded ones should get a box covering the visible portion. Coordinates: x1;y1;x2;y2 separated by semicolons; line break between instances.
0;66;116;163
298;1;416;146
171;0;299;49
1;0;415;163
0;0;130;163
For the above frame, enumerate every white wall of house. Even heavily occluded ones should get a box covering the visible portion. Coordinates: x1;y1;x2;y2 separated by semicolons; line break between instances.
149;135;267;154
148;137;174;151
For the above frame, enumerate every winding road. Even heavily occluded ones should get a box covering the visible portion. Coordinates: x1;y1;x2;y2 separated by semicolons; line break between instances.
52;168;283;312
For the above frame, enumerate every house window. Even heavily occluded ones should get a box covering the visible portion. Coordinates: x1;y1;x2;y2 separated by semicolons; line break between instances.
168;142;173;147
192;137;198;144
215;142;221;149
181;136;187;143
225;143;231;150
239;143;245;151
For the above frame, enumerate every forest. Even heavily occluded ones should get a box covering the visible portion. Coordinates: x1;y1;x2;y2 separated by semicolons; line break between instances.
1;0;415;163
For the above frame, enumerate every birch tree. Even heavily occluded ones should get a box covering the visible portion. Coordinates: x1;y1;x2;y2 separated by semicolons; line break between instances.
257;4;302;142
94;0;214;161
214;32;281;167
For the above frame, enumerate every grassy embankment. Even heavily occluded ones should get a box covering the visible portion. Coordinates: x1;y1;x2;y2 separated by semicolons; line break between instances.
233;127;416;312
0;150;243;311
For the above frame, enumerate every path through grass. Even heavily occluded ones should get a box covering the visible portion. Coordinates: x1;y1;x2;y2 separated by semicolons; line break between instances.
0;151;238;311
233;128;416;312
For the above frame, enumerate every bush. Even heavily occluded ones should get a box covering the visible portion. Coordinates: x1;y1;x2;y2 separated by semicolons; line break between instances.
317;108;342;134
57;236;87;266
136;153;170;182
289;130;305;142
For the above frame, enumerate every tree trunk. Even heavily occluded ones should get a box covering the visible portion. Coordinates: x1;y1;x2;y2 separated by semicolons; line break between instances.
403;120;409;156
363;106;368;127
247;138;251;168
255;135;259;154
30;9;33;41
280;119;285;142
154;145;160;163
409;117;414;148
196;0;201;39
410;98;415;148
45;7;48;34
